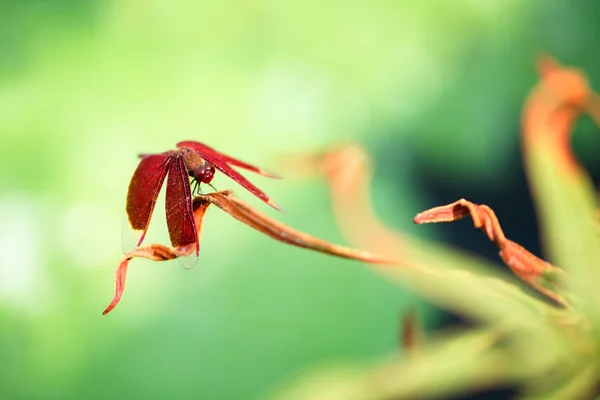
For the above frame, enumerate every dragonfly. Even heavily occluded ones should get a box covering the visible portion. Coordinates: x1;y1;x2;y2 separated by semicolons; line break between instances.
122;140;281;268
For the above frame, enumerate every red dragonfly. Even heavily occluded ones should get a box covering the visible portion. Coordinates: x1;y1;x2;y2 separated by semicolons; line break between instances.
122;141;281;268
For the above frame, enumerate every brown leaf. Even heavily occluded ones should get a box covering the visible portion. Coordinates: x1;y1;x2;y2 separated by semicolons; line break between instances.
524;55;598;176
104;191;401;314
103;199;212;315
414;199;566;305
199;190;398;265
520;55;600;314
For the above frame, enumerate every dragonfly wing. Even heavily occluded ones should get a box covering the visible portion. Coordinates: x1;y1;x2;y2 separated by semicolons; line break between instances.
166;155;199;269
176;140;280;178
176;141;281;210
122;153;171;253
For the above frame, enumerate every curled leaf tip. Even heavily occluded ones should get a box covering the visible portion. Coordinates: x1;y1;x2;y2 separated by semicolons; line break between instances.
523;54;599;176
415;199;565;304
413;200;471;224
103;258;130;315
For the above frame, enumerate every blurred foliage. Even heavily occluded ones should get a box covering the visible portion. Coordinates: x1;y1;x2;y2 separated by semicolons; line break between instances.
1;1;600;399
270;58;600;398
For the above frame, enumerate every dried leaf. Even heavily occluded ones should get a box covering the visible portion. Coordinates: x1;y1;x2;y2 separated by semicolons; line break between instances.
103;199;212;314
199;190;398;265
521;55;600;325
414;198;566;305
272;328;507;400
104;191;405;314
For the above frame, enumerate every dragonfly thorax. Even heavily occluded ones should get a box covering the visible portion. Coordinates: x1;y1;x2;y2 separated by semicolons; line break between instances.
181;147;216;184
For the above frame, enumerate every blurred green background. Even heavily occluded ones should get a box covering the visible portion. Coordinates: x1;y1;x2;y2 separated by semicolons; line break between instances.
1;1;600;399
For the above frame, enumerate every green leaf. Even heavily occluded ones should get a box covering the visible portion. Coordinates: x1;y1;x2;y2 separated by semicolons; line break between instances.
380;239;560;324
525;136;600;328
271;329;512;400
521;359;598;400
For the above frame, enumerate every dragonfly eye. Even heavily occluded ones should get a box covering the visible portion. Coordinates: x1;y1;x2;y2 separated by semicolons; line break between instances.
194;163;215;184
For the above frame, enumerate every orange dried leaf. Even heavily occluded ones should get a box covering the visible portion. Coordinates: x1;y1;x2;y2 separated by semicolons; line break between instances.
200;190;398;265
103;199;212;315
104;191;400;314
413;202;471;224
102;258;129;315
521;55;600;319
415;199;565;305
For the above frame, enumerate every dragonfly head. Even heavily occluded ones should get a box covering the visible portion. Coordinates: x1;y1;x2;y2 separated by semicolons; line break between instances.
181;147;216;184
192;162;215;184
